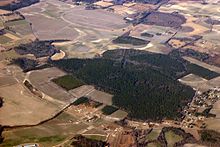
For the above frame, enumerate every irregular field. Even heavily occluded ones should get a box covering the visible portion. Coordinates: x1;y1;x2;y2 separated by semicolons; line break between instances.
28;67;77;103
143;11;186;28
205;100;220;132
179;74;207;90
0;83;59;126
1;112;88;147
146;129;161;141
0;35;12;44
19;1;127;41
165;130;183;147
184;56;220;74
63;6;127;30
18;0;129;58
50;50;65;61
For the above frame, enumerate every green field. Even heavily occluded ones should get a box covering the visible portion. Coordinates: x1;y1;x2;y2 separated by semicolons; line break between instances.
52;75;84;91
84;135;106;141
101;105;118;115
113;36;149;46
73;97;89;105
0;35;12;44
1;112;88;146
165;131;183;147
146;129;161;141
187;63;220;80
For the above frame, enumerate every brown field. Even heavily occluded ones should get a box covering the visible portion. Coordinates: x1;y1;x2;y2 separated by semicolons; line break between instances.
63;6;127;30
69;85;95;98
168;38;187;49
0;83;59;126
0;76;17;87
0;9;10;15
94;1;113;8
18;0;129;58
130;3;156;12
27;67;78;104
0;13;23;23
3;32;20;40
178;74;207;90
87;90;113;105
19;1;127;41
0;0;16;6
205;100;220;132
182;16;210;36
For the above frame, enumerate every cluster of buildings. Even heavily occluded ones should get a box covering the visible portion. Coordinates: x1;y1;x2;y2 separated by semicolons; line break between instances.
181;87;220;129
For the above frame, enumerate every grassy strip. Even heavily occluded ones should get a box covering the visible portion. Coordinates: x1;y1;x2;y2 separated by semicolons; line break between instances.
113;36;149;46
73;97;89;106
101;105;118;115
187;64;220;80
52;75;84;91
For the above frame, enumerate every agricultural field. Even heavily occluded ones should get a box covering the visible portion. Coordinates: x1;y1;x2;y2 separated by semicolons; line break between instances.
27;67;77;104
184;57;220;74
1;0;220;146
205;100;220;132
87;89;113;105
146;129;161;141
18;0;129;58
1;112;88;147
165;130;183;147
179;74;208;90
101;105;119;115
52;75;85;91
0;66;61;126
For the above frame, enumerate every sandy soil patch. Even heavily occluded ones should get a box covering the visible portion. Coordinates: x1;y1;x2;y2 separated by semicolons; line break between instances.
0;9;11;15
94;1;113;7
182;16;210;36
168;39;186;48
3;32;20;40
50;50;65;61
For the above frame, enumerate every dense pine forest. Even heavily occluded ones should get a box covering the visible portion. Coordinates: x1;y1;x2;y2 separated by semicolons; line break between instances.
51;49;197;120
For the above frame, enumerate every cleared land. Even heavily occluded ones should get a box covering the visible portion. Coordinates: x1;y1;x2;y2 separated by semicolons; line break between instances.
179;74;208;90
19;0;127;37
0;83;59;126
27;67;77;104
205;100;220;132
18;0;129;58
87;90;113;105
